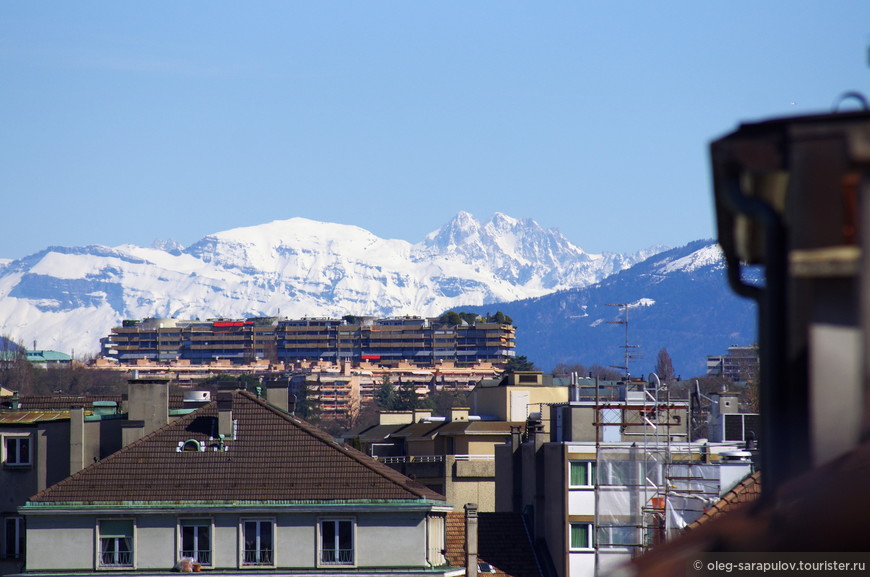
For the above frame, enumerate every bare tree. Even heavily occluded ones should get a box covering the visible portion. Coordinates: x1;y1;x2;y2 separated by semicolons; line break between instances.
654;347;676;385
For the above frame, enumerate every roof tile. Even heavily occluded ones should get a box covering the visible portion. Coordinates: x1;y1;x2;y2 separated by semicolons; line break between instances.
29;390;445;504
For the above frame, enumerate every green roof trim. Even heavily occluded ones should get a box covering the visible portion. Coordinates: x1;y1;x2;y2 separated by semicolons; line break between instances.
21;498;449;513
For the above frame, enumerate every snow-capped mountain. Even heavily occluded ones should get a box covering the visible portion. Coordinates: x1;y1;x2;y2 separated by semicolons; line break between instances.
458;240;758;377
0;213;663;357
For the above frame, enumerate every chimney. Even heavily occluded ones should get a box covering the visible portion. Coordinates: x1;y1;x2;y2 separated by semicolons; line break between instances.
510;425;522;452
127;376;169;436
69;405;85;474
465;503;479;577
217;392;234;438
265;380;289;413
449;407;470;422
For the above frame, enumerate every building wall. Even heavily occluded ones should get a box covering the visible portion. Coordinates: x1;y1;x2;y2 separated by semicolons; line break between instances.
25;510;436;572
25;515;95;571
472;386;568;423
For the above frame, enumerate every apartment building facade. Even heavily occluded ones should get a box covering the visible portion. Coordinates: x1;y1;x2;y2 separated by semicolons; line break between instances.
495;385;755;577
101;316;516;368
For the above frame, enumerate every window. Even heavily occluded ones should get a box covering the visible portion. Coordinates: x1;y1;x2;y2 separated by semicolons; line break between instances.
180;519;211;566
242;520;273;566
320;519;354;565
570;523;593;551
4;517;24;559
598;525;637;548
3;436;31;466
598;461;635;486
569;461;596;488
99;520;134;568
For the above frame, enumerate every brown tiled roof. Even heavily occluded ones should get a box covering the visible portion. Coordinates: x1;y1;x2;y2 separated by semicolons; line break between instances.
687;471;761;528
445;511;542;577
29;390;446;505
18;394;123;410
19;393;187;410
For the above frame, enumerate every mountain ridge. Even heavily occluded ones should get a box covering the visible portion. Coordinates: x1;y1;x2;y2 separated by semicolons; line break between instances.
458;240;757;377
0;213;664;358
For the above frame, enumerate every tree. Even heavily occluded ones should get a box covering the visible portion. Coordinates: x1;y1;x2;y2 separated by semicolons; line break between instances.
553;362;587;377
374;375;397;410
439;311;462;326
292;378;321;422
587;364;624;381
429;389;468;417
0;337;34;394
502;355;536;373
458;312;480;325
654;347;676;385
487;311;513;325
394;380;422;411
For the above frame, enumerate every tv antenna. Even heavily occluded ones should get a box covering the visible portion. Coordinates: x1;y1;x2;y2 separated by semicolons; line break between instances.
606;303;640;378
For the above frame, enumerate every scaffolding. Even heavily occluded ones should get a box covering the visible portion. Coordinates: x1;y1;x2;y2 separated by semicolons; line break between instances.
591;377;721;571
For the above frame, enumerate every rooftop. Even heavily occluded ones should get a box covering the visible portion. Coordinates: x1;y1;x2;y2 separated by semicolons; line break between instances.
27;390;445;506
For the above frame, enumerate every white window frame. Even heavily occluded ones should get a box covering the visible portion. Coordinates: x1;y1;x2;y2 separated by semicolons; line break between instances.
568;460;596;488
318;517;356;567
3;516;24;560
569;523;594;551
96;518;135;570
240;518;275;568
178;518;212;567
2;434;32;467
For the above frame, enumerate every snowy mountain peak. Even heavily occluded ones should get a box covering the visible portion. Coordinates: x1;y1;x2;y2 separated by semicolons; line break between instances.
654;243;724;274
0;213;668;357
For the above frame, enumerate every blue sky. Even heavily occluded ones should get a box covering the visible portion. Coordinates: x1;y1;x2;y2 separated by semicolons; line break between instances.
1;2;868;259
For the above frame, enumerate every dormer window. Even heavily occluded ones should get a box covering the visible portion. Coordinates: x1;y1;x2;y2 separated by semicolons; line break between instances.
178;440;204;452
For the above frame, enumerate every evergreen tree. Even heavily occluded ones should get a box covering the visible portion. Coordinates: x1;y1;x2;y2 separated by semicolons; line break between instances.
374;375;397;410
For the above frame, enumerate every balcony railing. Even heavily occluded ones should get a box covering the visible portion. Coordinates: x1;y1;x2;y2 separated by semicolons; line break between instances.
377;455;444;464
376;454;494;463
321;548;354;564
243;549;273;566
180;549;212;565
100;550;133;567
454;454;495;461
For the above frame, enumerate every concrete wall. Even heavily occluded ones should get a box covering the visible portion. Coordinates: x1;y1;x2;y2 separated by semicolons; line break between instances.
472;386;568;423
26;515;95;571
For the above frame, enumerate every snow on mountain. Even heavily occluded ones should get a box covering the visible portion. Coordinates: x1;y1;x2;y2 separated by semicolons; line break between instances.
654;244;724;274
456;239;757;376
0;213;666;357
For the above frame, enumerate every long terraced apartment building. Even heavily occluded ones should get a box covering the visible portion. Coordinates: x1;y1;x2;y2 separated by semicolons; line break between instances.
100;315;516;368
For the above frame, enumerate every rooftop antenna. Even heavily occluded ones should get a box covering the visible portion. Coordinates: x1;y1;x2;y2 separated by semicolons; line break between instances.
606;303;640;379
